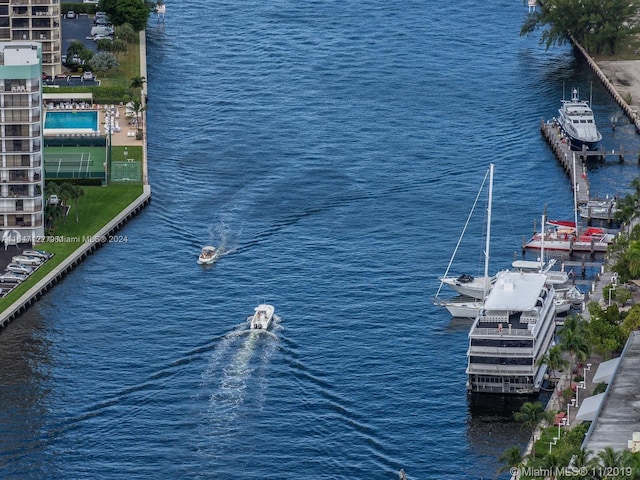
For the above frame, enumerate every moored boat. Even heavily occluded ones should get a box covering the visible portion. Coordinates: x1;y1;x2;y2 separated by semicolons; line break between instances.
523;223;615;252
557;87;602;151
466;271;556;395
440;273;495;300
250;304;275;330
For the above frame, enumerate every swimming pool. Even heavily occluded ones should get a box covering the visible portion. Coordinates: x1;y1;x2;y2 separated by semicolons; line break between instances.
44;110;99;134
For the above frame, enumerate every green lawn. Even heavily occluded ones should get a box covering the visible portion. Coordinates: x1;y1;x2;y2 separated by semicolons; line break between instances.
99;40;141;90
0;184;144;310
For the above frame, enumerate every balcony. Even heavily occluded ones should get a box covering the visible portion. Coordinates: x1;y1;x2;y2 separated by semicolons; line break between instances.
466;364;535;376
469;326;534;338
0;203;43;214
467;346;535;357
4;218;43;228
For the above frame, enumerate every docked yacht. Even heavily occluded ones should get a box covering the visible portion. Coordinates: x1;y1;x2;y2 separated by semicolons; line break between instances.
197;246;217;265
557;87;602;151
466;271;556;395
250;304;275;330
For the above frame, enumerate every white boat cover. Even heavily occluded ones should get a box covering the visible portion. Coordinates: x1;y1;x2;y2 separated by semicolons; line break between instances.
576;393;606;422
593;358;620;384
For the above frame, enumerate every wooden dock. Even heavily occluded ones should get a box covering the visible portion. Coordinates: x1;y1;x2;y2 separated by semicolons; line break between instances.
540;119;592;205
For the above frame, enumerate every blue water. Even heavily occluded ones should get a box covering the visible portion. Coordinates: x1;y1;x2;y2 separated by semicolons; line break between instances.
44;111;98;129
1;1;638;479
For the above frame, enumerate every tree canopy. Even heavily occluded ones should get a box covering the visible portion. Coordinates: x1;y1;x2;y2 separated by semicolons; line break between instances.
521;0;640;55
98;0;153;31
89;52;120;73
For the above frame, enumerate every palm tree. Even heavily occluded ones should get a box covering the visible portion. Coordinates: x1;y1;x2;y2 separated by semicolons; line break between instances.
65;184;84;223
559;321;591;379
596;447;621;479
536;345;569;384
129;97;146;137
130;75;146;95
625;241;640;279
513;401;550;435
496;445;525;477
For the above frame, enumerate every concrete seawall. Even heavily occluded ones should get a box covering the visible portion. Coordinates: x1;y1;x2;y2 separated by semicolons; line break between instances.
0;186;151;329
571;38;640;133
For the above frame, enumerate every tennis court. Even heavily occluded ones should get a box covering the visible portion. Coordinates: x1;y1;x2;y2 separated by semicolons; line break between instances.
111;160;142;183
44;146;107;182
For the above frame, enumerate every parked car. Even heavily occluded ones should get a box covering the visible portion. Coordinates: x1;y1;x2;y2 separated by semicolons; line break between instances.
94;17;110;26
22;249;52;260
11;255;42;266
93;34;112;42
0;271;26;283
82;71;95;81
6;264;33;276
49;194;59;205
91;25;114;36
66;10;76;19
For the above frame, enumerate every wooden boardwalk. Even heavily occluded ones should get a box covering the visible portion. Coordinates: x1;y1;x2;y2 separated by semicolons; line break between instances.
540;119;593;205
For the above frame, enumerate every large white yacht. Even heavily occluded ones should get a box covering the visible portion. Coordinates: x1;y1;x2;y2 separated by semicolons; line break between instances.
466;270;556;395
557;87;602;151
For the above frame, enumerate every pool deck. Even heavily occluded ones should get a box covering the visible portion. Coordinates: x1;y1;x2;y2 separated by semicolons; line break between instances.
99;104;145;147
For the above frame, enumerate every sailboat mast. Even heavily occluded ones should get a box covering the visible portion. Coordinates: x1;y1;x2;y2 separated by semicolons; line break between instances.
483;164;494;296
572;152;579;232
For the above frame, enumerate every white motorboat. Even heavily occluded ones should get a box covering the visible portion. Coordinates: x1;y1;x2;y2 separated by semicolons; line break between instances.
557;86;602;151
579;198;617;222
250;304;275;330
197;246;217;265
440;273;496;300
435;295;483;319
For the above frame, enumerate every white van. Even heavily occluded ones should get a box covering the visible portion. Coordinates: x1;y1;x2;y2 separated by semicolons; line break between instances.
91;25;113;36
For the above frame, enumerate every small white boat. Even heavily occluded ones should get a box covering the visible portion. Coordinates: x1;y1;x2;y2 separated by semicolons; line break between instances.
250;304;275;330
197;246;217;265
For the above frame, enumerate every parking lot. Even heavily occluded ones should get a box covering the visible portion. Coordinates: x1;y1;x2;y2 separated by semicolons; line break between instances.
44;11;105;87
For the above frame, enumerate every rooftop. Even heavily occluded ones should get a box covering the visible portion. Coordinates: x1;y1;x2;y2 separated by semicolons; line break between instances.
583;331;640;454
483;271;547;312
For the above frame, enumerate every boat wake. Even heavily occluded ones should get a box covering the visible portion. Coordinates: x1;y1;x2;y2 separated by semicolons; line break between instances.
199;318;281;431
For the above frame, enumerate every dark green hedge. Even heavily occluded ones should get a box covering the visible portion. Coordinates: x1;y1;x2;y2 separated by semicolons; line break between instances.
48;178;103;186
43;86;130;105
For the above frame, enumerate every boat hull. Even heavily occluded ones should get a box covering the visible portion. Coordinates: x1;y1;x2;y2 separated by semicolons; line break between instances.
250;304;275;330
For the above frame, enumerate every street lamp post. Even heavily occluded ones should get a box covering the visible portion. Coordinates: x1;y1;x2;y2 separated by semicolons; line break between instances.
557;416;568;439
549;436;558;453
567;399;576;425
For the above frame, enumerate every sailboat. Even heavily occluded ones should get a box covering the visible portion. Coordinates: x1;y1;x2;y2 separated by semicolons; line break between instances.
435;164;494;318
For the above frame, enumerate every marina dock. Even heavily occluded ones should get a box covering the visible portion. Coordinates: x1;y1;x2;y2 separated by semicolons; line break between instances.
540;119;592;205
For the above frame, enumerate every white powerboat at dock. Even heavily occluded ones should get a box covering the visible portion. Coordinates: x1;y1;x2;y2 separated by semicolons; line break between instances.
197;246;217;265
250;304;275;330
